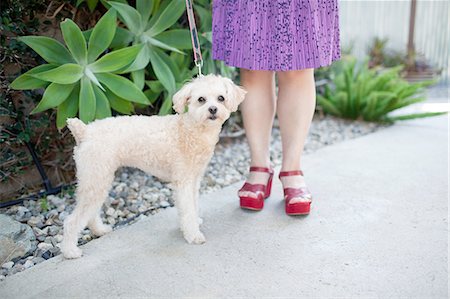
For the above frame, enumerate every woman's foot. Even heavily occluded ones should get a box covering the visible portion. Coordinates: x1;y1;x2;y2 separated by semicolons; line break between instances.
238;167;274;210
279;170;312;215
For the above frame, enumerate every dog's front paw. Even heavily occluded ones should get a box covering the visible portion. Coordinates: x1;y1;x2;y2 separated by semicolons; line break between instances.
183;230;206;245
61;246;83;259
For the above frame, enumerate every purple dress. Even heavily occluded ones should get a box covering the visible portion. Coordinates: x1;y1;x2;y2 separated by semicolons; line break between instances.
212;0;341;71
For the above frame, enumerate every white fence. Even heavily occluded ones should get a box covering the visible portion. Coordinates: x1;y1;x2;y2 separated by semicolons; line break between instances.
339;0;449;82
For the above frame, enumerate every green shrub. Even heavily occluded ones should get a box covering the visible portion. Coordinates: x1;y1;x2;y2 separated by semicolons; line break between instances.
317;57;445;122
10;9;149;128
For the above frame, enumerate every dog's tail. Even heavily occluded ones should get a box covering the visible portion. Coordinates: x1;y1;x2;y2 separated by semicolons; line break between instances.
67;118;86;145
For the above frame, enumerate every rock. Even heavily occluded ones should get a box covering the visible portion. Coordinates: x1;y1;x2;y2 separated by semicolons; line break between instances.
37;242;53;251
130;181;139;190
0;215;36;264
44;237;58;247
10;263;25;275
159;200;170;208
32;257;45;264
58;211;69;222
23;260;34;269
47;226;60;236
16;206;29;218
47;195;65;207
143;193;158;203
106;207;115;216
54;235;63;243
2;261;14;269
0;275;5;281
82;235;92;241
45;209;59;220
27;216;43;228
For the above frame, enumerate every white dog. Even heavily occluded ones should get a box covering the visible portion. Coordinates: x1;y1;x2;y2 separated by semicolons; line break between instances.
61;74;246;259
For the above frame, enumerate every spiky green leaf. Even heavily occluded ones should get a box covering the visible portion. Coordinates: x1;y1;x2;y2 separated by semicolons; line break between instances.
108;1;143;34
88;44;142;73
148;47;176;93
93;85;112;119
61;19;87;64
57;83;80;128
10;64;57;90
31;83;75;114
79;76;96;122
18;36;74;64
146;0;185;36
96;73;149;104
87;9;117;62
30;64;84;84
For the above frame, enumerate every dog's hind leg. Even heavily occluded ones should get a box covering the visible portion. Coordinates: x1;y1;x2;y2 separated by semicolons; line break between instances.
88;214;113;236
61;161;115;259
175;179;205;244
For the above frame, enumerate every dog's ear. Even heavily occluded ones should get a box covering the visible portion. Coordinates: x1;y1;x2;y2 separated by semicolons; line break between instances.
172;82;194;114
224;78;247;112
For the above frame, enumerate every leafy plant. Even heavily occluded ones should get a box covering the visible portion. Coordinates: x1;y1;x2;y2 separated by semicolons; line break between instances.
367;37;406;68
10;9;149;128
107;0;190;92
317;57;445;122
40;197;49;212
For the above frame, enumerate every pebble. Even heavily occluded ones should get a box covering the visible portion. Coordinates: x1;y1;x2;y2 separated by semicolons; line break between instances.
23;260;34;269
54;235;63;243
106;207;115;216
159;200;171;208
10;264;25;275
2;262;14;270
58;211;69;222
37;242;53;251
32;257;45;264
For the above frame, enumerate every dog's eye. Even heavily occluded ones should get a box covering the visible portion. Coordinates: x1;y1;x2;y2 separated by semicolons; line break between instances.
218;95;225;102
198;97;206;103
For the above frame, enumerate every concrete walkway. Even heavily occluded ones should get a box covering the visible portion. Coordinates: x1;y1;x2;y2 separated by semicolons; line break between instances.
1;115;448;298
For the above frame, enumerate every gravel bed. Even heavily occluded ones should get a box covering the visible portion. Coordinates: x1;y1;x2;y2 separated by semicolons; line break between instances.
0;114;387;280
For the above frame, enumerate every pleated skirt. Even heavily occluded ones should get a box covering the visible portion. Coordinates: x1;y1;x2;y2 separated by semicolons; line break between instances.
212;0;341;71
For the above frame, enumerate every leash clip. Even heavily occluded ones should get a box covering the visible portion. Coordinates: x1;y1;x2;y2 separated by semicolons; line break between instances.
195;59;203;77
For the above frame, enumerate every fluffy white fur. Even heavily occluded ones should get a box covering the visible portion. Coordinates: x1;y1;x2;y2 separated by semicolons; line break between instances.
61;74;246;259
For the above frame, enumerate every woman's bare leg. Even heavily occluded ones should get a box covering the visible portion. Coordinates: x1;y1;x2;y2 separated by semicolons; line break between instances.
276;68;316;203
239;69;276;197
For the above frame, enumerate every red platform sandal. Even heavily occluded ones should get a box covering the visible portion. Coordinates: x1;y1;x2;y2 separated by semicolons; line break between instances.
279;170;312;215
238;167;274;211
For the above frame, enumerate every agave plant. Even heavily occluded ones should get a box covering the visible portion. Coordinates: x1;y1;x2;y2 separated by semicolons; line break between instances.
107;0;192;94
317;57;444;122
10;9;150;128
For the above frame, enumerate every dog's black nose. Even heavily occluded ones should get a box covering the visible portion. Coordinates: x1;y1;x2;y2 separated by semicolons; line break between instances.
209;106;217;114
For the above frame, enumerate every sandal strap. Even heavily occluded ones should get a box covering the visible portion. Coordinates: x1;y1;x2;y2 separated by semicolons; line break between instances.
239;182;266;193
249;166;273;174
279;170;304;178
284;187;312;202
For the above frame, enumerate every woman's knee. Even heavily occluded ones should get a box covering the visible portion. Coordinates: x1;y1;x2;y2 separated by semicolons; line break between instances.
277;68;314;84
240;68;275;86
